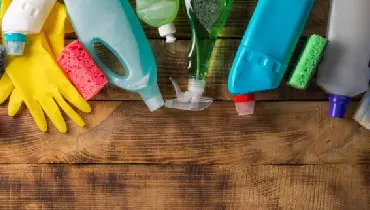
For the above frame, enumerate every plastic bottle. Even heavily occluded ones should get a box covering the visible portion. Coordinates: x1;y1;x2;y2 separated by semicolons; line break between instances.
136;0;179;43
228;0;315;115
166;0;234;111
65;0;164;112
317;0;370;118
2;0;57;55
354;87;370;130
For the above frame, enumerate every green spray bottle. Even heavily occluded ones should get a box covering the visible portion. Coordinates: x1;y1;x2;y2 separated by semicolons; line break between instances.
166;0;234;111
136;0;180;43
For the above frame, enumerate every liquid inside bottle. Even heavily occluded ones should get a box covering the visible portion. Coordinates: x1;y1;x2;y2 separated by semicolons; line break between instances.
136;0;180;43
184;0;233;80
165;0;233;111
136;0;179;28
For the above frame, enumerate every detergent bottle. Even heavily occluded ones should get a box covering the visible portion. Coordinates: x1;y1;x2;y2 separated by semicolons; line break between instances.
317;0;370;118
228;0;315;115
2;0;57;55
64;0;164;111
354;88;370;130
166;0;234;111
136;0;180;43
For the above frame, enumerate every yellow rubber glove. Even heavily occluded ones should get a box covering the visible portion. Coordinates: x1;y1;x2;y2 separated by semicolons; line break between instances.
43;2;72;58
0;0;91;133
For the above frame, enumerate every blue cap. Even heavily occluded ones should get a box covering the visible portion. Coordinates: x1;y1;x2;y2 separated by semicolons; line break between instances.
329;94;351;118
4;33;26;55
4;32;26;42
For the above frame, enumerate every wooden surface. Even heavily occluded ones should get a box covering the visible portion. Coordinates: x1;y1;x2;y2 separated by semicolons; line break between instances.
1;0;369;209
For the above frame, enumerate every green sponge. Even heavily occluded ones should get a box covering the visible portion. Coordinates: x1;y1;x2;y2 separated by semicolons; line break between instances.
288;35;328;89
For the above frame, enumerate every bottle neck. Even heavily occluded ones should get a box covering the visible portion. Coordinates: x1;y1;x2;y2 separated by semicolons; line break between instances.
328;94;351;118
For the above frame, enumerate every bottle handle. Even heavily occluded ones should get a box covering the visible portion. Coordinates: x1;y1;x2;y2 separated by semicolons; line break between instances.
85;38;144;91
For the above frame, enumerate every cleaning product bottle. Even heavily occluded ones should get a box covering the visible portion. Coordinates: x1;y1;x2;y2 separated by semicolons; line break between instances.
64;0;164;111
166;0;234;111
2;0;57;55
136;0;180;43
354;87;370;130
228;0;315;115
317;0;370;118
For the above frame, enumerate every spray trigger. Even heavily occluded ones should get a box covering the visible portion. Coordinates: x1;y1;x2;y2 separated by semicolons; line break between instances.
165;77;214;111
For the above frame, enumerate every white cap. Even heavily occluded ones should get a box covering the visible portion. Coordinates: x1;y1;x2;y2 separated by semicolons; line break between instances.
144;95;165;112
159;23;176;43
235;101;255;116
165;78;213;111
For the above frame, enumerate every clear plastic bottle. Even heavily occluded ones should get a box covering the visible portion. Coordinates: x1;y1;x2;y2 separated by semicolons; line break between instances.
2;0;57;55
136;0;179;43
166;0;234;111
354;87;370;130
65;0;164;111
317;0;370;118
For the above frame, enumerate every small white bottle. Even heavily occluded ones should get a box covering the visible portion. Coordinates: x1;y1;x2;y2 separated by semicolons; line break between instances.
317;0;370;118
2;0;57;55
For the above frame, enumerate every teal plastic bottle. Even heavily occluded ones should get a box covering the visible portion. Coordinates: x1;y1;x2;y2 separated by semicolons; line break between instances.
64;0;164;111
228;0;315;115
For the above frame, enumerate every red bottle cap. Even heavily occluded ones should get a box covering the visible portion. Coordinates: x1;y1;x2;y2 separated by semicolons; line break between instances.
233;94;256;103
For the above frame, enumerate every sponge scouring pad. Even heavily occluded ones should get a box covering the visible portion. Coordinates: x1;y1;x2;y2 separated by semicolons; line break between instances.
57;40;108;100
0;45;7;78
288;35;328;89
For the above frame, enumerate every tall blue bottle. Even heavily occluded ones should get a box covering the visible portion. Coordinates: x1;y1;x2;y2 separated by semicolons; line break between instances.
228;0;315;115
64;0;164;111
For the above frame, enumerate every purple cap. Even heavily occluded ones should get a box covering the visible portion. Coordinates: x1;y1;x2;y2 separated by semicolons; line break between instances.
328;94;351;118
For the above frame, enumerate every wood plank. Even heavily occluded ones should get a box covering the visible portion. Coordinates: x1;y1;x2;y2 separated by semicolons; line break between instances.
87;39;332;101
1;101;369;164
0;164;368;209
65;0;329;39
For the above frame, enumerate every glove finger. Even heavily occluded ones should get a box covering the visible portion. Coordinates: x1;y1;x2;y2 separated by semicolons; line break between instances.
59;86;92;113
53;91;85;128
24;98;48;132
8;89;23;116
44;2;67;57
39;97;67;133
0;74;13;104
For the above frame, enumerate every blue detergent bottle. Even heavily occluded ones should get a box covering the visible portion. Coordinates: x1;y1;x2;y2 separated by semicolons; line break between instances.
64;0;164;111
228;0;315;115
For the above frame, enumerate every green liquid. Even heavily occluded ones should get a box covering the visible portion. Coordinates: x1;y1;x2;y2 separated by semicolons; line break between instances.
137;0;179;27
184;0;234;80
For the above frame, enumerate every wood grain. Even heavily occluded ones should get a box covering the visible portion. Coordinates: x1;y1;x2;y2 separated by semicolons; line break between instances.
0;1;368;209
1;101;369;164
0;164;368;209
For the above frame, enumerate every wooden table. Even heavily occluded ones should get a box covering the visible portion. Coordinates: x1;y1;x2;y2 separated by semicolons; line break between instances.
0;0;369;209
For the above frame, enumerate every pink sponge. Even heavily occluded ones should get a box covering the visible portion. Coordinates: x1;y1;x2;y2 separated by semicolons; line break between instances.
57;40;108;100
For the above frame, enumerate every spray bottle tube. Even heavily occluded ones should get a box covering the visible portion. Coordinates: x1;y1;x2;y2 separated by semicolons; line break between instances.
165;0;234;111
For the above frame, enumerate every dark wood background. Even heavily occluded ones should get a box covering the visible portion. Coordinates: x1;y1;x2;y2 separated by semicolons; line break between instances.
0;0;369;209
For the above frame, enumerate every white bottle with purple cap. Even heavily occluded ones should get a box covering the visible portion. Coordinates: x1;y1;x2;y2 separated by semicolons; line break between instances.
2;0;56;55
317;0;370;118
